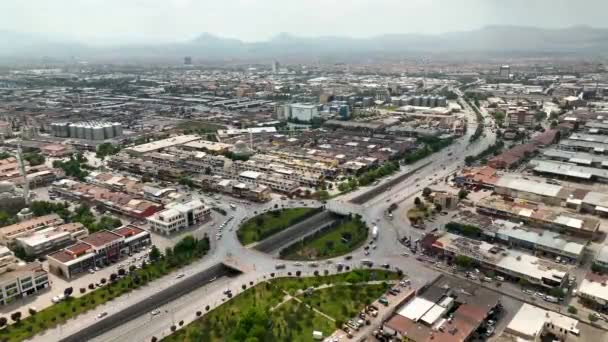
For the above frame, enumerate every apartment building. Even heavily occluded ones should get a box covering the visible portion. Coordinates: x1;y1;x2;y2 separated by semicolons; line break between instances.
147;199;211;235
0;247;16;275
0;214;64;245
0;262;50;305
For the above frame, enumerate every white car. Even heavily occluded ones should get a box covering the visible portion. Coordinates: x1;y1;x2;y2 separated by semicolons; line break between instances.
97;312;108;319
150;309;161;316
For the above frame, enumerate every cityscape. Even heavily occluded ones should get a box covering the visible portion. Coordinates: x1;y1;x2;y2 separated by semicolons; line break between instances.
2;1;608;342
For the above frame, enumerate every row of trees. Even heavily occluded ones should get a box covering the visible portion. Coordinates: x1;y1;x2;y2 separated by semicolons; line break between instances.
29;201;122;233
464;140;504;166
53;154;89;180
404;137;453;165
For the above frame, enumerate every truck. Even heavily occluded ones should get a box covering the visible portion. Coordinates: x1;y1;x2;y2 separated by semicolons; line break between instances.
372;226;379;240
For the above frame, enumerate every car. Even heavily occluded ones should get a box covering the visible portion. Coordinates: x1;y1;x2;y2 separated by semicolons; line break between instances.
52;296;60;303
294;262;303;266
535;292;545;299
223;289;232;295
150;309;161;316
89;268;95;274
344;255;353;260
97;312;108;319
176;273;185;279
378;297;389;306
381;263;390;269
523;289;534;295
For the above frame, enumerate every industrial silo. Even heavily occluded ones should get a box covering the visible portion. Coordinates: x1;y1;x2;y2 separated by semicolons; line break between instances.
103;123;114;139
113;123;123;137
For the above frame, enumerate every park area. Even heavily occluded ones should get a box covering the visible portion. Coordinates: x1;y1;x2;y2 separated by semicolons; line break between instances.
279;215;368;260
237;207;318;245
163;270;399;342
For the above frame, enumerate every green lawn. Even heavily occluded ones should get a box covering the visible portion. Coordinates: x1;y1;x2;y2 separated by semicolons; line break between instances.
280;217;368;260
0;236;209;342
163;270;396;342
237;208;317;245
272;269;399;295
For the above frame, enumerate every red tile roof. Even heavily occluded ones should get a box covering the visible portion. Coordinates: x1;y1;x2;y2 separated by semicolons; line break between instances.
80;230;122;247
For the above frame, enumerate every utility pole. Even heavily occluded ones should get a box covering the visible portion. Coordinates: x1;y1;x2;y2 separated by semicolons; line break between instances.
16;140;30;206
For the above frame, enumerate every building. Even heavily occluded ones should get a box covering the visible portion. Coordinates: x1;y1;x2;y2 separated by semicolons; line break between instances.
382;275;500;342
504;303;579;341
124;135;201;156
0;262;50;305
506;107;535;128
147;199;211;235
285;103;319;122
0;214;64;245
40;143;73;157
184;56;192;65
494;176;564;206
476;196;600;238
50;121;123;140
15;223;88;257
432;192;458;211
0;247;16;275
531;159;608;183
271;60;280;73
594;245;608;270
488;144;536;169
47;225;150;279
499;65;510;78
51;180;162;219
578;273;608;309
428;232;570;289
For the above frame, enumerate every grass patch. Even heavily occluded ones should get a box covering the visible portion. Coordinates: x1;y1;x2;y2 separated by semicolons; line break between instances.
162;270;396;342
237;208;318;245
0;236;209;342
176;120;226;133
279;215;368;260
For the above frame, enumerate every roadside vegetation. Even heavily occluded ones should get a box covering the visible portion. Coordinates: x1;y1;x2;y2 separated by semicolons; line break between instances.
162;269;398;342
0;235;210;342
237;207;319;245
279;214;368;260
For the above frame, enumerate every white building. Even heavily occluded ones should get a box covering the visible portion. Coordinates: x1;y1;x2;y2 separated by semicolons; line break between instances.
285;103;319;122
147;199;211;235
0;262;50;305
505;303;579;340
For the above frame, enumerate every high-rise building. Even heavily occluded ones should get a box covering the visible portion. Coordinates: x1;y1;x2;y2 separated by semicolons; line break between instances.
184;56;192;65
271;60;280;73
499;65;510;78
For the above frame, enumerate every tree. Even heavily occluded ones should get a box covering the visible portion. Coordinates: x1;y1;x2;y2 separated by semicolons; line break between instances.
149;245;161;262
568;306;578;314
550;120;558;129
458;189;469;200
96;143;121;159
414;197;422;207
534;111;547;122
80;288;86;294
10;311;21;323
170;325;177;332
589;313;599;322
24;152;45;166
110;273;118;282
196;311;202;317
205;305;210;311
434;203;443;212
454;255;473;269
518;278;529;288
88;283;95;290
28;308;37;316
100;278;107;284
64;287;73;297
118;268;126;276
0;317;6;327
550;287;565;298
422;187;432;197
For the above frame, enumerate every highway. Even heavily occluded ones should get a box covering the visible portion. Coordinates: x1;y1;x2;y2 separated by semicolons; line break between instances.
33;96;497;342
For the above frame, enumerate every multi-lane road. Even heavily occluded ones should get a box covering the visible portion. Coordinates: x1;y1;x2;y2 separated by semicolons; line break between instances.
32;98;497;342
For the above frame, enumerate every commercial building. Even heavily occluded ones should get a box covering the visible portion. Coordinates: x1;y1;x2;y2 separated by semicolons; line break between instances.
488;144;536;169
51;121;123;140
284;103;319;122
47;225;150;279
427;232;570;289
495;176;565;206
51;179;162;219
382;275;500;342
0;247;16;275
195;175;271;202
476;196;600;238
541;148;608;167
577;273;608;309
0;262;50;305
504;304;579;341
147;199;211;235
531;159;608;183
125;135;201;155
593;245;608;270
0;214;64;245
15;223;88;257
506;107;535;128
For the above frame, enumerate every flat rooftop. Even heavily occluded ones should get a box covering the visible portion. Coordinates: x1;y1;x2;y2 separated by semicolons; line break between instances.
126;135;201;154
80;230;123;247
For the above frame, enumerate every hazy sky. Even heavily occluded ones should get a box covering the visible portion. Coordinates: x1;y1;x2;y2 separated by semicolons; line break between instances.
1;0;607;45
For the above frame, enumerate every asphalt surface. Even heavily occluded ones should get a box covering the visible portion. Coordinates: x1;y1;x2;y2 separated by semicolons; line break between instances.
34;95;501;342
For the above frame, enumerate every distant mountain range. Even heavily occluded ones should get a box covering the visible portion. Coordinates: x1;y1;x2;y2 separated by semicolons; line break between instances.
2;25;608;62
